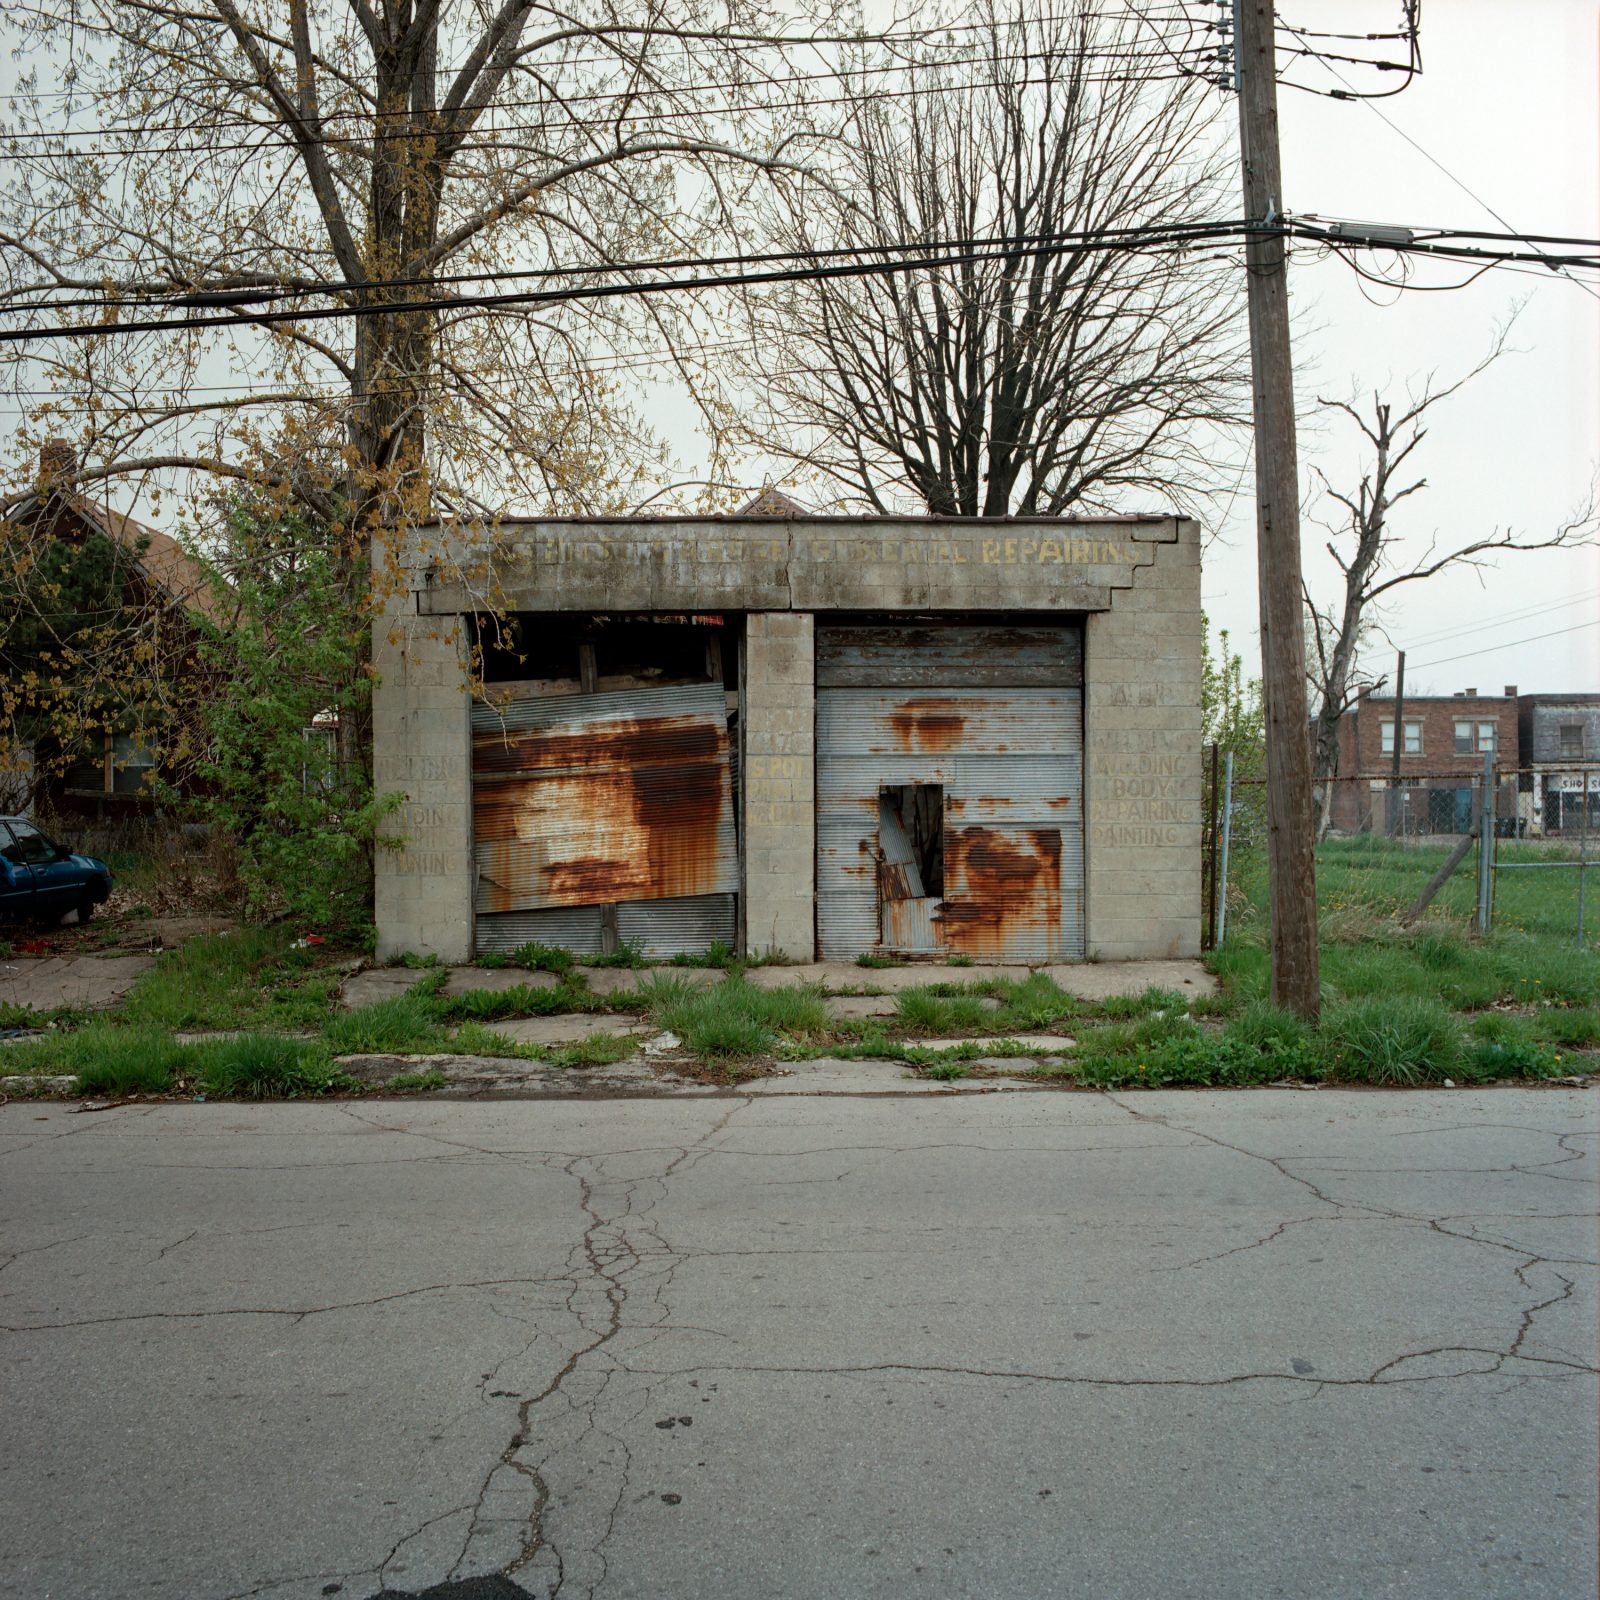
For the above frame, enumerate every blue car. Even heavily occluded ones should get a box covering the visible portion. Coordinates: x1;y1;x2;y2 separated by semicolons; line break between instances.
0;817;114;925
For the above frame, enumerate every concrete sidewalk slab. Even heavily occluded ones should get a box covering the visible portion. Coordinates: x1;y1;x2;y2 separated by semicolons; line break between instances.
0;953;156;1012
484;1015;649;1046
339;968;427;1009
581;966;718;997
917;1033;1076;1052
441;966;560;997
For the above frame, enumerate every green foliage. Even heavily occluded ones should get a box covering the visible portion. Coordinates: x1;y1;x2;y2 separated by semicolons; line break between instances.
382;1070;448;1093
855;951;899;968
583;941;646;968
505;941;574;973
322;993;447;1055
1532;1007;1600;1048
920;1059;971;1080
121;928;340;1031
0;520;173;801
184;499;389;941
1321;996;1461;1085
895;987;995;1034
437;983;573;1022
992;972;1078;1029
644;976;828;1058
670;940;741;970
192;1034;342;1099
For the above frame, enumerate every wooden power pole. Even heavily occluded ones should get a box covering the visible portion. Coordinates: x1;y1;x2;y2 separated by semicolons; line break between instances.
1234;0;1320;1018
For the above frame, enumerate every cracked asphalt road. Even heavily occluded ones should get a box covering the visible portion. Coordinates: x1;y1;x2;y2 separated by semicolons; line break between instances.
1;1089;1594;1600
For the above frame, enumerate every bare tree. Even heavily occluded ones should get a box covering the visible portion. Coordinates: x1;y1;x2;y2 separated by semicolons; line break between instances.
722;0;1249;516
1304;327;1597;835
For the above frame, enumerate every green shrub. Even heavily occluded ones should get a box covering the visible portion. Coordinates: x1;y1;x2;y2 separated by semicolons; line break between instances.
1321;996;1461;1085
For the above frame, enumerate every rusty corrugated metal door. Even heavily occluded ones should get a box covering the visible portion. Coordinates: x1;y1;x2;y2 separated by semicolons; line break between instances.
816;625;1085;962
471;683;738;955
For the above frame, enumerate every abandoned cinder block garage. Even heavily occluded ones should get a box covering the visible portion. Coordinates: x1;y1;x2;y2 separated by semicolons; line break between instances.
373;514;1201;966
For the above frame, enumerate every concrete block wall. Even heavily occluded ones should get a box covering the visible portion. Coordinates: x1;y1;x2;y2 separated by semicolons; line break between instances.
373;600;475;964
1083;520;1203;959
741;613;816;961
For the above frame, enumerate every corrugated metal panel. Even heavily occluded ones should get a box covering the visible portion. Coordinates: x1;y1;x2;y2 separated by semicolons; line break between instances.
475;895;736;959
817;625;1082;688
816;625;1085;962
471;681;737;914
475;906;607;955
616;893;737;957
816;689;1079;756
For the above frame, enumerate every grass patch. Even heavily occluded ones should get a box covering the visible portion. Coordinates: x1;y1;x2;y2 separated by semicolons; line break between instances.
1321;996;1461;1086
322;993;449;1055
436;983;574;1023
991;972;1078;1030
582;941;646;969
670;941;741;971
854;952;899;969
383;1070;448;1093
120;928;343;1032
895;987;995;1035
643;976;828;1059
1532;1006;1600;1048
193;1035;343;1099
503;941;575;974
1098;985;1189;1020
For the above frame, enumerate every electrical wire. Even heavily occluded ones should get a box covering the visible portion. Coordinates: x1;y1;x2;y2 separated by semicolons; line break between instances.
0;220;1253;342
1407;618;1600;672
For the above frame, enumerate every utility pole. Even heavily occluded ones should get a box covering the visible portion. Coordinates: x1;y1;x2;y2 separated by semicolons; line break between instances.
1234;0;1320;1018
1387;649;1406;835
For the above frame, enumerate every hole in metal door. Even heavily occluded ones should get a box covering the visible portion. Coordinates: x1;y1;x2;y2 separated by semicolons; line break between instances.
879;784;945;952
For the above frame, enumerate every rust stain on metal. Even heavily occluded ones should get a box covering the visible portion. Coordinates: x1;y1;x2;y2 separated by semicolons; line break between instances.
939;826;1063;959
472;709;733;912
887;698;968;753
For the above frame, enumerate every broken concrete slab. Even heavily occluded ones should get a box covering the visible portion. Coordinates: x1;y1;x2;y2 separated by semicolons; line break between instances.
1037;959;1215;999
744;1058;1047;1095
332;1051;711;1096
579;966;719;997
0;954;156;1013
824;994;899;1019
483;1014;647;1046
441;966;561;998
916;1033;1076;1053
339;967;430;1010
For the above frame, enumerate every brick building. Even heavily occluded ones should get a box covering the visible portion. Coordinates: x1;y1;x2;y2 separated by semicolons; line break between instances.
1330;685;1520;835
372;513;1202;965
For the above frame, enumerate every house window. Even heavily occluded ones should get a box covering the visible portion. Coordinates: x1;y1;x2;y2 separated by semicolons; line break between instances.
1455;720;1497;755
1560;724;1584;758
110;734;157;795
1381;720;1422;756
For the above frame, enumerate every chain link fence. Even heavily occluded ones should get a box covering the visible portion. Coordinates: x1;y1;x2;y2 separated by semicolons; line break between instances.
1202;751;1600;949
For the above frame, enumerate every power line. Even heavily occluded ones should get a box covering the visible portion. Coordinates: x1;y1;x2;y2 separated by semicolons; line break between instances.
1408;618;1600;672
0;220;1252;342
5;217;1243;316
1390;590;1600;651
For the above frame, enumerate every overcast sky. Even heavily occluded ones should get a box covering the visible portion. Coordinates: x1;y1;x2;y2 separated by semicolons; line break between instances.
1209;0;1599;700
